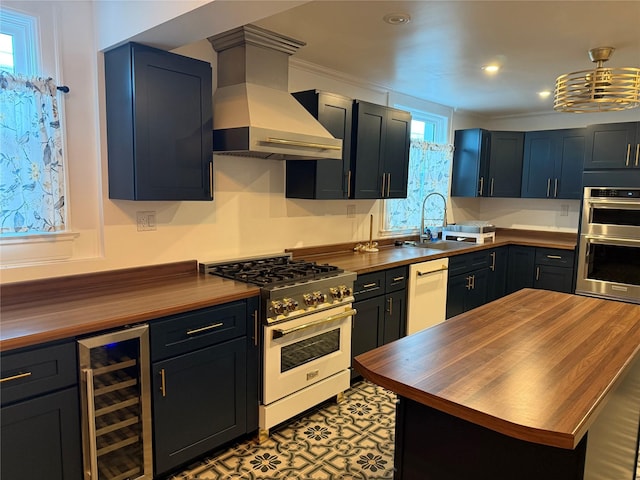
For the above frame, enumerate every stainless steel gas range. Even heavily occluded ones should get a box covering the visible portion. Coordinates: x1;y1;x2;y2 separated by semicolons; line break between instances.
199;254;356;442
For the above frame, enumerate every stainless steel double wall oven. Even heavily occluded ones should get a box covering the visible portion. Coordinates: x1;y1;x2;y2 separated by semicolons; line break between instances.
577;172;640;304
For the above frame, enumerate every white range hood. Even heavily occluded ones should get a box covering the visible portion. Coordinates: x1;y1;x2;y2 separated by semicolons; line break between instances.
208;24;343;160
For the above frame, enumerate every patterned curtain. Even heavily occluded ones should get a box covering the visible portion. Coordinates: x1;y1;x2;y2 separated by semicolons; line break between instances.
385;141;454;232
0;71;65;234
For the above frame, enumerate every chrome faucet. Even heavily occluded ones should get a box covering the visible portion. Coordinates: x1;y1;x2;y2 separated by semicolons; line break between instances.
420;192;447;242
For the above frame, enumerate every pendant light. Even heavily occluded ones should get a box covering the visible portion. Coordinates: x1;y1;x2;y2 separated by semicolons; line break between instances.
554;47;640;113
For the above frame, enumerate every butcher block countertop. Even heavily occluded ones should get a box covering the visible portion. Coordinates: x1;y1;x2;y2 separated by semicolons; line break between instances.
353;288;640;450
0;229;576;353
0;261;260;352
288;228;577;274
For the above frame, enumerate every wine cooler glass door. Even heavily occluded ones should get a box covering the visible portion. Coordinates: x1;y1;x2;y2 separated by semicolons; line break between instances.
78;324;153;480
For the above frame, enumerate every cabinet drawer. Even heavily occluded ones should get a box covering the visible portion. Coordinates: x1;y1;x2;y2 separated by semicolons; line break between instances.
448;251;490;276
535;248;575;267
354;271;385;301
385;266;407;293
1;341;77;406
150;301;247;361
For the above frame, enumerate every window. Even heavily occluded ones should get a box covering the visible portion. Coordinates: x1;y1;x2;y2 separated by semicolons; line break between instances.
383;107;453;235
0;6;66;236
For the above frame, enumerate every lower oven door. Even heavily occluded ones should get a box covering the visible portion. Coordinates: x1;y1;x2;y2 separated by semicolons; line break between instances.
263;305;355;405
576;235;640;303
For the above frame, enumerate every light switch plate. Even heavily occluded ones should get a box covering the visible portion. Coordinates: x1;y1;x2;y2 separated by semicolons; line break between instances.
136;211;157;231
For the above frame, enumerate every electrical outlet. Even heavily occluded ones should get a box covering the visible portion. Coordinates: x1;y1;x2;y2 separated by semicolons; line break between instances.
347;205;356;218
136;211;157;231
560;204;569;217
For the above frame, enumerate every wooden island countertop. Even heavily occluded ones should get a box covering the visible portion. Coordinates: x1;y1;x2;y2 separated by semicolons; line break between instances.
354;288;640;450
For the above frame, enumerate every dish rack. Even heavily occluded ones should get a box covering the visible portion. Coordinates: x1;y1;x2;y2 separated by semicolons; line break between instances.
441;222;496;244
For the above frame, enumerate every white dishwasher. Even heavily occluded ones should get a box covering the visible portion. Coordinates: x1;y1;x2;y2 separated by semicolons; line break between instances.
406;258;449;335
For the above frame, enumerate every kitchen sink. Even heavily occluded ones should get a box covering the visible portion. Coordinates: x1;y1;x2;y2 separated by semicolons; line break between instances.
407;240;472;252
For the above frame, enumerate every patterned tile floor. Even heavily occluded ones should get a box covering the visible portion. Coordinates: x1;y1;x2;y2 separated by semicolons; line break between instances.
169;380;396;480
168;380;640;480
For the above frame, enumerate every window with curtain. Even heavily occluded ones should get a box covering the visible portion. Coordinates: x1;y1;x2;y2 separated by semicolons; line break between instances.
383;111;453;234
0;7;66;235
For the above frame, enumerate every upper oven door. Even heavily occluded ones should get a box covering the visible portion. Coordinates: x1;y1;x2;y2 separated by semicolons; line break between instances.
581;188;640;238
576;235;640;304
262;305;355;405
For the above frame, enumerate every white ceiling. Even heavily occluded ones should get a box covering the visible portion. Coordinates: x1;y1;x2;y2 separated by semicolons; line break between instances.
254;1;640;118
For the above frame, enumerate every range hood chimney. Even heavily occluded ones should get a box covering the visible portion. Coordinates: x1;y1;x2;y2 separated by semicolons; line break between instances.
208;24;343;160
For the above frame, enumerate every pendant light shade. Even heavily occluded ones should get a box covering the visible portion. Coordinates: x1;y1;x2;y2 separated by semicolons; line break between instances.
554;47;640;113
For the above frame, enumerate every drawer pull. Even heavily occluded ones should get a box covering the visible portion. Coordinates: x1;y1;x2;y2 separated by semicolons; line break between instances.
392;276;405;282
0;371;32;383
362;282;378;288
186;322;224;335
546;255;562;259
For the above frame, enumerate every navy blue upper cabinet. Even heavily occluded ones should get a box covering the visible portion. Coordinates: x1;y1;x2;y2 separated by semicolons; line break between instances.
522;128;585;199
351;101;411;199
452;129;524;198
286;90;353;199
584;122;640;170
105;42;213;201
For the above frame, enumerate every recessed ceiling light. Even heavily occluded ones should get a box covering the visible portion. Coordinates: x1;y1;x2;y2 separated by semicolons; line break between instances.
538;90;552;98
383;13;411;25
481;65;500;73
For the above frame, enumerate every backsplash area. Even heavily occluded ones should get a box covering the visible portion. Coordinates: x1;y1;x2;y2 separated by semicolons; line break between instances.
450;197;580;233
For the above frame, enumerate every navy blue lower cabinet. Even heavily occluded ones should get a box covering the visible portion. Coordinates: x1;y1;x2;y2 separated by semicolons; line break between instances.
1;387;82;480
152;337;247;475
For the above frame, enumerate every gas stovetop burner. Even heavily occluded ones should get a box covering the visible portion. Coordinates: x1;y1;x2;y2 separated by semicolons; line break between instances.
199;254;344;288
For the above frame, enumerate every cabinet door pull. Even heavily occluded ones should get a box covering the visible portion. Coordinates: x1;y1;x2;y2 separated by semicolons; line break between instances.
490;251;496;272
465;276;472;290
381;174;386;197
386;173;391;197
253;310;259;347
626;144;631;166
387;297;393;316
536;267;540;281
546;255;562;259
471;275;475;289
479;177;484;196
547;178;551;197
490;178;494;196
554;178;558;198
347;170;352;198
0;371;32;383
160;369;167;397
209;161;213;198
362;282;378;288
636;144;639;167
186;322;223;336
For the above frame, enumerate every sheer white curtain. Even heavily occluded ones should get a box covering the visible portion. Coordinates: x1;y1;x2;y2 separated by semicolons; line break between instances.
0;71;66;234
384;141;453;233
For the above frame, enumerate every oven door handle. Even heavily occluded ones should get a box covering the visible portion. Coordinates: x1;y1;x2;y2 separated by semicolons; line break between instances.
587;199;640;209
585;235;640;246
272;308;357;339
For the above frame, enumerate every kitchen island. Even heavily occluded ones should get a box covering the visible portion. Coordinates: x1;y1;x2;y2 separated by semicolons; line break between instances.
354;289;640;480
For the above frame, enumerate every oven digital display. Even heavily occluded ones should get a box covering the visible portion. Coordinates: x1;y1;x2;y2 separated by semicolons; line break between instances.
280;329;340;373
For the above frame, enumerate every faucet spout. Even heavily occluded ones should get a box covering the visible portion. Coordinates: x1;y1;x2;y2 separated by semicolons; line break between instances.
420;192;447;241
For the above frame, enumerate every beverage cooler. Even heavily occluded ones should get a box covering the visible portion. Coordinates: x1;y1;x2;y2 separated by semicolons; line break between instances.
78;325;153;480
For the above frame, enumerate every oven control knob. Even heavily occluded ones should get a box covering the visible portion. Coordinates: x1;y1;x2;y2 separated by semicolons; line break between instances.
314;291;327;304
283;298;299;312
342;285;353;297
270;300;285;315
329;287;343;300
303;293;316;306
